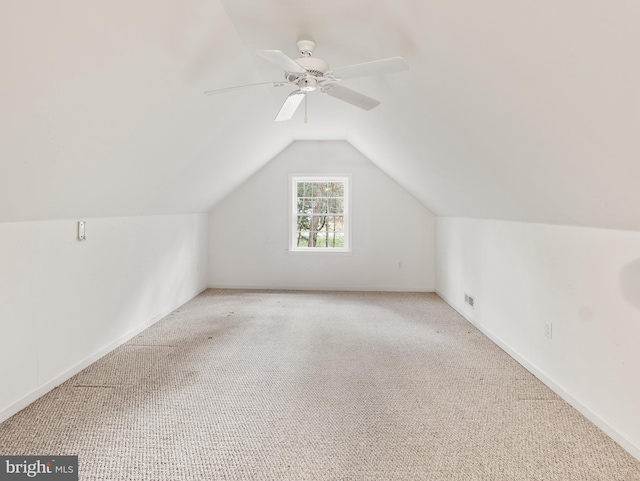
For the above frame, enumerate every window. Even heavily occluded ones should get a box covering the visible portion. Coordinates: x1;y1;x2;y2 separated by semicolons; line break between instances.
290;175;350;252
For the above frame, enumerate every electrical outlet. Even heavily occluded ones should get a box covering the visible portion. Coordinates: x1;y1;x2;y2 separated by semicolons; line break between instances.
545;321;553;339
78;221;86;241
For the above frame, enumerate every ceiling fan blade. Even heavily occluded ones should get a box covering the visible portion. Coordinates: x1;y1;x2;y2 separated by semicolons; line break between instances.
275;90;305;121
330;57;409;80
204;81;289;95
257;50;306;74
322;84;380;111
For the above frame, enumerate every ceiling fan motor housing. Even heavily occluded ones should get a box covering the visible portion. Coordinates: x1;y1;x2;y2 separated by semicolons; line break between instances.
293;57;329;77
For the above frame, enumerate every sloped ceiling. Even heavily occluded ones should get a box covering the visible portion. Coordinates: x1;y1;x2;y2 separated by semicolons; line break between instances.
2;1;639;230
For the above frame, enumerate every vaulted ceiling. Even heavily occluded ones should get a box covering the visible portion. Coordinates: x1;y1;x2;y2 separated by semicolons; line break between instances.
2;1;639;230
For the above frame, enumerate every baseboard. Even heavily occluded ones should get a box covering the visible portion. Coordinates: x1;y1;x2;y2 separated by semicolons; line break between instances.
208;284;435;293
436;289;640;463
0;285;208;424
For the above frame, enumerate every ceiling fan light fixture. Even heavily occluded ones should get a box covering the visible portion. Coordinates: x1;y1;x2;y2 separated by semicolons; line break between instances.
298;77;317;92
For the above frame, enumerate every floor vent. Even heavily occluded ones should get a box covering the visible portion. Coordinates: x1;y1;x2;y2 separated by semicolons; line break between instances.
464;293;475;309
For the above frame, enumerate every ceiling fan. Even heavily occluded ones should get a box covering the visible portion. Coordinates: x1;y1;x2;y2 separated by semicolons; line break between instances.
204;40;409;122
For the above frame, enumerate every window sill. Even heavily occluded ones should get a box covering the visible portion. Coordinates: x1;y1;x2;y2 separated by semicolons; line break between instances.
288;249;353;255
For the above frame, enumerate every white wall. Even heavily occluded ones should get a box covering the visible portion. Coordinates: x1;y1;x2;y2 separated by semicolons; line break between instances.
435;217;640;460
0;213;208;422
208;141;435;291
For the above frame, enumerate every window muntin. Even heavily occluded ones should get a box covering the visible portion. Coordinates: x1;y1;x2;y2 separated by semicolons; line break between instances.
290;176;350;252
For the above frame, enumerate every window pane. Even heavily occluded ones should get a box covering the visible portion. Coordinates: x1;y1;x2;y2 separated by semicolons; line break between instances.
327;216;344;233
315;232;327;247
297;216;311;232
297;198;313;213
327;182;344;197
312;199;328;214
296;232;310;247
307;231;321;247
322;182;332;196
329;198;343;213
328;232;343;248
310;215;327;231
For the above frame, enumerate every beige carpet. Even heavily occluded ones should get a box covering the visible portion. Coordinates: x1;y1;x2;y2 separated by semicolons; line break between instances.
1;289;639;480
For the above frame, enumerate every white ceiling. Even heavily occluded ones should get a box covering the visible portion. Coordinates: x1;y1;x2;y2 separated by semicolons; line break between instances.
2;0;639;230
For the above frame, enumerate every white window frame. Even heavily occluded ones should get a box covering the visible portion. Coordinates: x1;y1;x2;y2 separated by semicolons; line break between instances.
289;174;351;253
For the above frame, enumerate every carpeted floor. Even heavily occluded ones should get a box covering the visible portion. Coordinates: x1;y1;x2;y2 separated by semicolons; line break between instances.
1;289;639;480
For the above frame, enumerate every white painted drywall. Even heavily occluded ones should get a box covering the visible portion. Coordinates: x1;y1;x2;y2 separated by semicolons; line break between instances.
0;213;208;422
4;1;639;231
0;0;291;223
208;141;435;291
435;217;640;460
